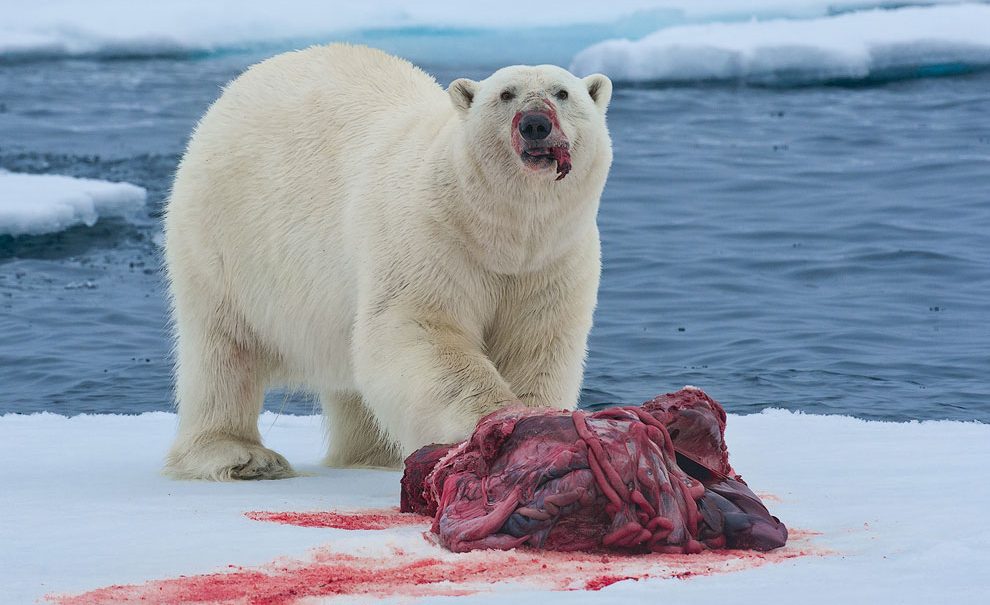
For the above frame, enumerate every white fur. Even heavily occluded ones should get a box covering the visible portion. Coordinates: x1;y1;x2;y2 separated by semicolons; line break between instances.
163;44;612;480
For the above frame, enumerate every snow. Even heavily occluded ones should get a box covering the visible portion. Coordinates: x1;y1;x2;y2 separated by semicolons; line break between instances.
571;4;990;84
0;1;973;64
0;171;146;237
2;409;987;604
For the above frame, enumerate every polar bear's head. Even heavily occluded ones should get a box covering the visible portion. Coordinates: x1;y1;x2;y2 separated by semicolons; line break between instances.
448;65;612;186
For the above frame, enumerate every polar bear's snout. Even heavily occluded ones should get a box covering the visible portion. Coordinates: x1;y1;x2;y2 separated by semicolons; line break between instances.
518;112;552;141
512;108;572;180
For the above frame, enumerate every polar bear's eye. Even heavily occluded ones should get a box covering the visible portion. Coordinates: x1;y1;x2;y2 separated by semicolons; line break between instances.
500;90;515;102
555;89;569;100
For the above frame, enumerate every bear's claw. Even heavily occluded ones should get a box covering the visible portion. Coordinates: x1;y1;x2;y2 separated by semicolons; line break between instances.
165;439;296;481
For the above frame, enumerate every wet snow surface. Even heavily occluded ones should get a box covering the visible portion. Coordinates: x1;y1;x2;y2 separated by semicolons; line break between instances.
2;409;987;604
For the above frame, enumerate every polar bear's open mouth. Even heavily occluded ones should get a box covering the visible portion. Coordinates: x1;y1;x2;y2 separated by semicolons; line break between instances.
521;145;572;180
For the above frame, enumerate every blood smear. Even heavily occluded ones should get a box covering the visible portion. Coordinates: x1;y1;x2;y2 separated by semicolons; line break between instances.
244;508;428;530
48;510;825;605
584;575;641;590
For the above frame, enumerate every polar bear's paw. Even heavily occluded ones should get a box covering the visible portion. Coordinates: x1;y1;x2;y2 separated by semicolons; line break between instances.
165;438;296;481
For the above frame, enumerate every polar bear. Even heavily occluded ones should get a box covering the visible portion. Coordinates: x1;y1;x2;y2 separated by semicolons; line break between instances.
163;44;612;480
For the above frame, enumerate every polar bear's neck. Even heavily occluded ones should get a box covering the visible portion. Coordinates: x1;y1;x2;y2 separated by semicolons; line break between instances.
435;133;602;275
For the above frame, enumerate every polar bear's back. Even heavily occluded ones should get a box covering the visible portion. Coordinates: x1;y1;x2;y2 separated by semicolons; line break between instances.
221;44;446;122
168;43;450;259
185;44;448;165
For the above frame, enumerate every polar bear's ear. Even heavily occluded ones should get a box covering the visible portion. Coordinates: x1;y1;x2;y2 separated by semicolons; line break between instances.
448;78;479;114
583;74;612;112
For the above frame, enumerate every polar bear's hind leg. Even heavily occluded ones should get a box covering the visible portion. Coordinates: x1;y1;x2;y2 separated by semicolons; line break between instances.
164;283;294;481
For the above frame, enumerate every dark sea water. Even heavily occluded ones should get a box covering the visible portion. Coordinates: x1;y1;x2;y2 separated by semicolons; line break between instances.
1;55;988;422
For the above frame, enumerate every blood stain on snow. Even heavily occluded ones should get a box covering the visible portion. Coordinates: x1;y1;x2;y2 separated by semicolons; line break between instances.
48;514;827;605
788;528;825;541
49;544;824;604
245;507;429;530
584;575;641;590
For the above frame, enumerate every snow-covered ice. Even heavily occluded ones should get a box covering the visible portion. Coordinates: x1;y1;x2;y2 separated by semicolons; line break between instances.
571;4;990;83
0;1;973;64
2;408;987;604
0;171;146;237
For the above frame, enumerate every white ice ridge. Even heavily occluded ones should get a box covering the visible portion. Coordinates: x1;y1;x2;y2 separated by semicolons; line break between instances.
2;409;988;603
571;3;990;84
0;1;974;61
0;171;146;237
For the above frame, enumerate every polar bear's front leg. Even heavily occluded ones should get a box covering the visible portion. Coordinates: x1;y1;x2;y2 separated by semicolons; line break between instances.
489;240;601;410
353;311;518;456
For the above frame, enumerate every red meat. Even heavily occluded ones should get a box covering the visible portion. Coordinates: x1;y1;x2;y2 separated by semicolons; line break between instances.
401;387;787;554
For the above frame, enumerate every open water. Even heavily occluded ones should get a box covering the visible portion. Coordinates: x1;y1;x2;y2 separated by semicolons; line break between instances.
1;52;988;422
